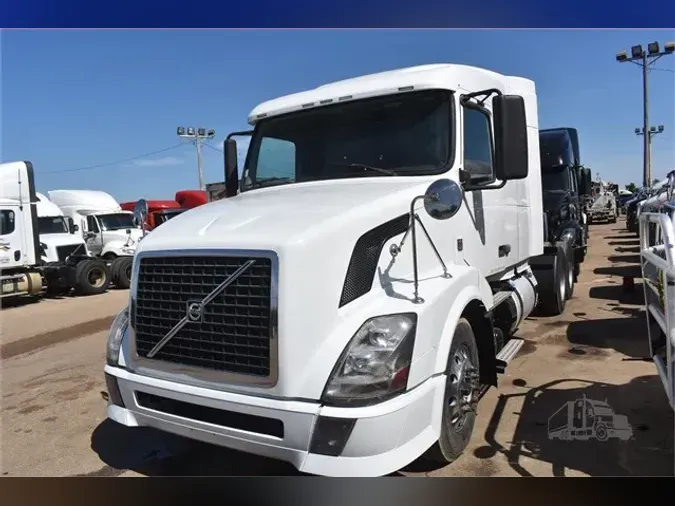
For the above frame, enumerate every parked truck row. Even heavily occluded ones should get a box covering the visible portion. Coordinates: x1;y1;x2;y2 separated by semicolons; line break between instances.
0;162;207;300
102;63;603;476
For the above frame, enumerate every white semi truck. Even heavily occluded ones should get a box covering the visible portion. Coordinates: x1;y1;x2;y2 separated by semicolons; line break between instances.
0;161;112;298
104;63;560;476
48;189;141;289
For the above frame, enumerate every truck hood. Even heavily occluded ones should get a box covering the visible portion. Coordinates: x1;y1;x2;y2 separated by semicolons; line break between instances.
131;178;446;398
103;228;143;245
40;233;86;248
139;179;430;253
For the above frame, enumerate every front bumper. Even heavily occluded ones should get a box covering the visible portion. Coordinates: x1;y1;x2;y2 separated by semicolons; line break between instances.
104;365;446;477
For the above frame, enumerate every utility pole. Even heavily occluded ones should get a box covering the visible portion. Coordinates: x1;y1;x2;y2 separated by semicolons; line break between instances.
177;126;216;191
635;125;665;185
616;41;674;188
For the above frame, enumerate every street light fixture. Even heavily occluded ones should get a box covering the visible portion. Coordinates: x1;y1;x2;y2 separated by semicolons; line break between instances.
616;40;675;187
177;126;217;191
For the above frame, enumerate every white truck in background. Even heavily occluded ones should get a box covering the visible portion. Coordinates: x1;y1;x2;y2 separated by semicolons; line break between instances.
1;161;112;299
588;178;618;224
48;189;142;289
104;64;557;476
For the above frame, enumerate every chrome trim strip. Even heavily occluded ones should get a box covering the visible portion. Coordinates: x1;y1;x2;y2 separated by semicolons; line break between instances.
129;248;279;389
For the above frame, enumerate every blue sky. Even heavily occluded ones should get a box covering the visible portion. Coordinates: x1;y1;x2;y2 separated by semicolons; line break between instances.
2;29;674;202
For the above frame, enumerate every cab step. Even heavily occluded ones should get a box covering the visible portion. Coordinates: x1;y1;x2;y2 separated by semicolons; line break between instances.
495;337;525;373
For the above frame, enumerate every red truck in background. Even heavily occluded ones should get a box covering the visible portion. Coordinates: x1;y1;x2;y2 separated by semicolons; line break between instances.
120;190;208;231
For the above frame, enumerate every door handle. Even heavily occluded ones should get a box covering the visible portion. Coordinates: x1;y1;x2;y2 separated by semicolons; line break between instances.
498;244;511;258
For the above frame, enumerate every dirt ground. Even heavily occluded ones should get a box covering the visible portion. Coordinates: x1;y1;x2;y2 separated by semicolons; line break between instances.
0;218;672;477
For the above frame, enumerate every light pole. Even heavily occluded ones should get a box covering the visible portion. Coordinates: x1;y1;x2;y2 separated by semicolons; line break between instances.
616;41;674;188
177;126;216;191
635;125;665;185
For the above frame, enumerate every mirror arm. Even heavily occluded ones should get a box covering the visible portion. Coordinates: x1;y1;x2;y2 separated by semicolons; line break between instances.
226;130;254;141
389;195;452;304
460;88;502;106
462;179;507;192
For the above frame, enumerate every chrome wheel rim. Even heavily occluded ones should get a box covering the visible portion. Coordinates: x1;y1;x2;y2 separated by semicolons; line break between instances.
446;343;479;431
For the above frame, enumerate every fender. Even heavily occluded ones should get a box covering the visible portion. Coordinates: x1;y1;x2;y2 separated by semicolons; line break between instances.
431;271;495;377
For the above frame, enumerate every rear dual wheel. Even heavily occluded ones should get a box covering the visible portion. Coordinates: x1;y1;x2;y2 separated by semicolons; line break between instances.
74;259;111;296
111;256;133;289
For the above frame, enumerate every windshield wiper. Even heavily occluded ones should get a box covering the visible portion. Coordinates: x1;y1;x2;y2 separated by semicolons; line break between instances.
246;177;295;189
330;162;397;176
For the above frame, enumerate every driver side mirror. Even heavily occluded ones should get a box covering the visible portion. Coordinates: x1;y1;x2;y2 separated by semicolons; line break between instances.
224;130;254;198
224;138;239;198
493;94;529;181
66;217;78;234
581;168;592;196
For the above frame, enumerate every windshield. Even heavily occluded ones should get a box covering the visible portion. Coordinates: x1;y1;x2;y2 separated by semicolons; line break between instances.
38;216;69;235
98;213;136;231
154;209;185;226
241;90;452;191
542;168;571;192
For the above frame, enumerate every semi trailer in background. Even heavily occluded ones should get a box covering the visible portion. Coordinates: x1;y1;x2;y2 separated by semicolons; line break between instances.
0;161;111;299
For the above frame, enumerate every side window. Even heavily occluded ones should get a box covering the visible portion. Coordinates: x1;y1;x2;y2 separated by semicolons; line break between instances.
463;105;494;180
0;210;15;235
86;216;100;233
256;137;296;180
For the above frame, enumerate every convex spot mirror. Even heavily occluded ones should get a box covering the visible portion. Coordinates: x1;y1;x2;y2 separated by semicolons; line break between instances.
424;179;463;220
134;199;148;228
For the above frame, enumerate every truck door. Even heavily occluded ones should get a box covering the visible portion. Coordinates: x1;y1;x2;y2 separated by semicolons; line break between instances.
459;96;518;274
0;205;27;269
85;215;103;256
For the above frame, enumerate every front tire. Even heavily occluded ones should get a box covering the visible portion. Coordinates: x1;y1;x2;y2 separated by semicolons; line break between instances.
423;318;480;465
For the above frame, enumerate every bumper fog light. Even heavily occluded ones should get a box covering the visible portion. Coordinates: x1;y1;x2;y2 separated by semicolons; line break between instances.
309;416;356;457
105;373;125;408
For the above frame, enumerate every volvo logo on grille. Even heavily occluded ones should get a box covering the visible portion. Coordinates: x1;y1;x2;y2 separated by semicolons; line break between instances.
187;302;203;322
145;258;257;359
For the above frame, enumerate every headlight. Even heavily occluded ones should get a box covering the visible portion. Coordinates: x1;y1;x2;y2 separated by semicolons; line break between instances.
106;307;129;366
121;247;135;255
322;313;417;407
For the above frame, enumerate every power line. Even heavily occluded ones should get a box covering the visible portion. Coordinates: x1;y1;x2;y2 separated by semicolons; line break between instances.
650;66;675;73
37;143;184;175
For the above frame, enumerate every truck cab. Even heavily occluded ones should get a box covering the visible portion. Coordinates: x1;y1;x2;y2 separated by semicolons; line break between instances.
35;192;88;264
105;63;545;476
49;189;142;260
120;200;182;231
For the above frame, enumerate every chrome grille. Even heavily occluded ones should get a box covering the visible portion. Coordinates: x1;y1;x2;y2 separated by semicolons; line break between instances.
56;244;83;262
133;254;274;378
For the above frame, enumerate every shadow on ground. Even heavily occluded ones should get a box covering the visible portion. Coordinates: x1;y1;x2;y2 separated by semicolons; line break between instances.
474;376;673;476
87;419;303;477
